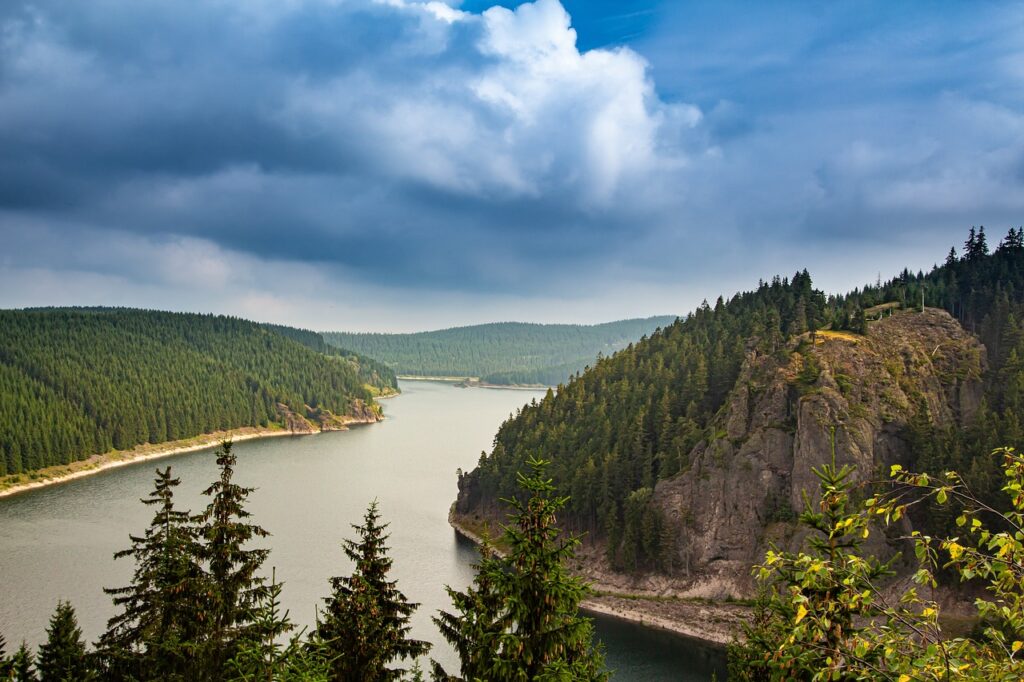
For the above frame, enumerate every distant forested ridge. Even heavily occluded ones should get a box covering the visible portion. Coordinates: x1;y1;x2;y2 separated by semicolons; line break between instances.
455;226;1024;577
259;322;398;393
0;308;397;477
322;317;677;386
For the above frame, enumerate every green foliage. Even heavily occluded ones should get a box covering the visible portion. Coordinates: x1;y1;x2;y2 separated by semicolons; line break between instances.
323;317;676;386
316;500;430;681
432;543;505;681
434;457;609;682
609;487;667;573
863;450;1024;680
260;322;398;392
0;308;393;477
227;569;328;682
195;442;272;676
796;351;820;387
98;466;207;680
730;447;1024;681
728;453;895;680
12;642;36;681
762;488;796;524
0;633;9;678
35;602;92;682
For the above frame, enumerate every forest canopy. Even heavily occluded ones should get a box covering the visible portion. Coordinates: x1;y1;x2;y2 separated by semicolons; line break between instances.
0;308;396;477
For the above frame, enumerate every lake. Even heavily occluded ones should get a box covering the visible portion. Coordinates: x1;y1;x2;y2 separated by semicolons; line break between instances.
0;380;725;679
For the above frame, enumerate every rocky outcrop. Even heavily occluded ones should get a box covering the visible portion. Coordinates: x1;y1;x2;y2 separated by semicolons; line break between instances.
277;399;383;433
317;399;382;430
448;308;987;639
621;309;984;599
277;403;317;433
456;310;984;599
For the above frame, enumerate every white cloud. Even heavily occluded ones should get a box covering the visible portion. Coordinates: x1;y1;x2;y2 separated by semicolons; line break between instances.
281;0;701;205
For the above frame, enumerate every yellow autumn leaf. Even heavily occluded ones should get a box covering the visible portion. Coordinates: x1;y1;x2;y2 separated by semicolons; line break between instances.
1013;640;1023;653
795;604;808;623
898;675;911;682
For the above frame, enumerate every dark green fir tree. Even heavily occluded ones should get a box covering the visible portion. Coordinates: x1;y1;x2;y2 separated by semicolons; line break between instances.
434;456;608;681
99;466;205;680
195;441;271;676
12;642;36;681
316;500;430;681
431;543;505;681
226;568;316;681
0;632;12;679
36;601;92;681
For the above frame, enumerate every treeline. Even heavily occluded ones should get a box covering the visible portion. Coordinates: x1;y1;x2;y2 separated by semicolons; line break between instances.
481;359;593;387
323;317;676;386
456;227;1024;573
260;323;398;393
0;445;607;681
0;309;395;477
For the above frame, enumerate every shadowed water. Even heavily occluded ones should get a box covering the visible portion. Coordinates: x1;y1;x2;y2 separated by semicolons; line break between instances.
0;380;725;679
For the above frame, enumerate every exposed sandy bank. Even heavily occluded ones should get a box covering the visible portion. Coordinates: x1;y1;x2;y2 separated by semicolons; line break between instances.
0;415;379;499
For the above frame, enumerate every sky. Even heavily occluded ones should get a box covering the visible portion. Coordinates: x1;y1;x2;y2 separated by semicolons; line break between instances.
1;0;1022;332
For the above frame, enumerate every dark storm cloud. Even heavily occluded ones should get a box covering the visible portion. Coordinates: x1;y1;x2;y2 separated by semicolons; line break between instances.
2;0;704;294
1;0;1023;324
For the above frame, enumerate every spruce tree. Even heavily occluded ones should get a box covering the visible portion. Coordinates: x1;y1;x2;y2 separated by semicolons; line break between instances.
0;632;12;679
226;568;306;681
195;441;271;676
99;466;205;680
434;456;608;681
36;601;92;681
12;643;35;681
945;245;958;266
316;500;429;681
432;544;504;681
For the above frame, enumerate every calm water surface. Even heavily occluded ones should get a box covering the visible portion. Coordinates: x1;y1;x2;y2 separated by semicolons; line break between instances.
0;380;725;680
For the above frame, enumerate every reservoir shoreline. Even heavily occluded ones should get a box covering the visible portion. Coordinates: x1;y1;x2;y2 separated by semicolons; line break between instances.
0;418;379;499
447;508;742;647
397;375;550;390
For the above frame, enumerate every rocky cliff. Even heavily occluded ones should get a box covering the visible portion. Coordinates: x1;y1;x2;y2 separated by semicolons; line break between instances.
637;309;984;599
276;399;382;434
454;309;985;601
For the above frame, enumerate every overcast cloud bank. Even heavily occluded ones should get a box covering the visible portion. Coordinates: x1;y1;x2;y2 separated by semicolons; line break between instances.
1;0;1022;330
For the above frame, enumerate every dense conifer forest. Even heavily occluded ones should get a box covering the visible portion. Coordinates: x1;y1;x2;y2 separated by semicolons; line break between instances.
260;322;398;394
322;317;676;386
457;227;1024;571
0;309;396;477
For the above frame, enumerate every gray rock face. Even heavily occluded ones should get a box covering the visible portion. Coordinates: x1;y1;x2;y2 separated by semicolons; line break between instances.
642;310;984;599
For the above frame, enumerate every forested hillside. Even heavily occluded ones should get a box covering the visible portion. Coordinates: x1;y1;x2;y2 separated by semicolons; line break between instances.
455;227;1024;581
0;309;396;477
323;317;676;386
260;322;398;394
